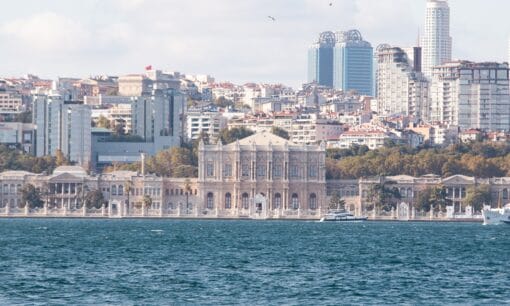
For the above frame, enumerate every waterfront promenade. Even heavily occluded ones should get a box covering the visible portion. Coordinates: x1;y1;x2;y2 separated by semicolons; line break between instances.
0;204;483;222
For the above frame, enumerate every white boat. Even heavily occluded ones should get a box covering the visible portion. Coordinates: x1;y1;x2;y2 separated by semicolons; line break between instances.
320;210;368;222
482;204;510;225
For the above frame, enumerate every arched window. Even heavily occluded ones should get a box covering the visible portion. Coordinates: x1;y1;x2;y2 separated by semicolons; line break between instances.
309;193;317;210
111;185;117;196
503;189;509;200
206;192;214;209
407;188;413;198
400;188;406;198
242;193;249;209
118;185;124;196
274;193;282;209
291;193;299;210
168;202;174;209
225;193;232;209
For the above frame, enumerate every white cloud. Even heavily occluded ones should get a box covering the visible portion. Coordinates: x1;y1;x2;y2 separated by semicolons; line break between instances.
1;12;91;52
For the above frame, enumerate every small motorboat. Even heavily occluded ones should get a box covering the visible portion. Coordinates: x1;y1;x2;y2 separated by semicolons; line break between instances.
320;210;368;222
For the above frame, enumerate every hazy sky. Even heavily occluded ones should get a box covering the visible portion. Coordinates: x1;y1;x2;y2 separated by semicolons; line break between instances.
0;0;508;87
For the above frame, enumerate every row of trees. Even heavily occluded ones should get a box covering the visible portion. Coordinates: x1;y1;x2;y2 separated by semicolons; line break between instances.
0;145;68;174
326;142;510;179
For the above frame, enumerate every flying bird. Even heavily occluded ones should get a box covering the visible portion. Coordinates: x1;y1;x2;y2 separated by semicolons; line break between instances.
268;16;276;21
329;2;333;6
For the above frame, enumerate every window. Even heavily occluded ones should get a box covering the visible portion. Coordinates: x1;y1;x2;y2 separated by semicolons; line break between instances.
274;193;281;209
225;193;232;209
223;164;232;177
290;165;300;178
242;193;249;209
206;163;214;177
257;164;266;177
309;193;317;210
309;165;317;178
206;192;214;209
242;163;250;177
503;189;509;200
111;185;117;196
291;193;299;210
273;165;282;178
118;185;124;196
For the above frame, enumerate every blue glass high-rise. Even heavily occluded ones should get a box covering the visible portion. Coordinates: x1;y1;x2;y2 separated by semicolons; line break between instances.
307;31;336;87
333;30;374;96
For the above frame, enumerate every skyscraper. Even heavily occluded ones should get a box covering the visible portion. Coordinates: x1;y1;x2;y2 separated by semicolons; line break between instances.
333;30;374;96
307;31;336;87
421;0;452;78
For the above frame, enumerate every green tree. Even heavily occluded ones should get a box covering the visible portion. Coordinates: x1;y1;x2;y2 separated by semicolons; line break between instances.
143;195;152;209
415;187;434;212
20;184;43;208
218;127;254;144
214;96;234;108
271;126;290;140
329;192;346;210
55;149;69;167
464;185;492;212
84;190;105;209
96;115;111;129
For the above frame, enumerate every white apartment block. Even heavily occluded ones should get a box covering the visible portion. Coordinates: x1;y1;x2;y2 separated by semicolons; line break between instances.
376;47;429;120
91;104;133;134
328;130;398;150
0;92;23;113
430;62;510;131
186;111;228;142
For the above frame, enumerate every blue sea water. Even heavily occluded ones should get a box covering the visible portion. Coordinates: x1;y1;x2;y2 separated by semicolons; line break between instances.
0;219;508;305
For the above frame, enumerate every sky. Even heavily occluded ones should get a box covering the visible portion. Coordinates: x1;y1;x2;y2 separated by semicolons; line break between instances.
0;0;509;87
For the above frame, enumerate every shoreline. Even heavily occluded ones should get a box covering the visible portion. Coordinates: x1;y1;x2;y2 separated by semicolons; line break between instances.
0;216;483;223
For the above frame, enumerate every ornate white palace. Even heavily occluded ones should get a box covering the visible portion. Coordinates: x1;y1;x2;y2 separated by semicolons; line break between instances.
197;131;327;219
0;132;327;219
2;132;510;220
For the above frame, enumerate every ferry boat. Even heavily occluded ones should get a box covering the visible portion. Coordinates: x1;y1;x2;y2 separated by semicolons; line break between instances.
482;204;510;225
320;210;368;222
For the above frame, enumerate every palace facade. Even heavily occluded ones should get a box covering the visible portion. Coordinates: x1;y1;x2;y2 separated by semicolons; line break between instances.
197;131;327;219
0;132;327;219
2;132;510;220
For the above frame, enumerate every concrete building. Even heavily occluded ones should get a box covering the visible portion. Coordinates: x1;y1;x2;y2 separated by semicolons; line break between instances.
130;89;184;149
376;46;429;119
334;30;374;96
0;92;23;114
422;0;452;77
430;61;510;131
0;122;34;153
118;75;153;96
33;95;91;166
308;31;336;87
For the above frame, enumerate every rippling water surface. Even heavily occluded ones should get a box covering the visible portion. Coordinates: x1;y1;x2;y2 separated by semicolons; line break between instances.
0;219;508;305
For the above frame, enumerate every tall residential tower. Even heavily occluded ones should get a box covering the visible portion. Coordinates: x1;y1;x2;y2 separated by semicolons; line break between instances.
421;0;452;78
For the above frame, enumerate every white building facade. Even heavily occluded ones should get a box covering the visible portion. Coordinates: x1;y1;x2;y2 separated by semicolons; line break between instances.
430;62;510;131
376;46;429;120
